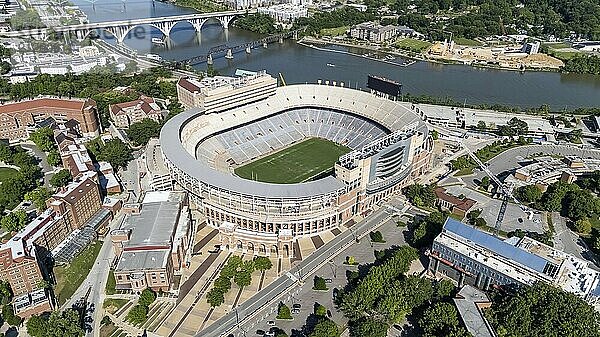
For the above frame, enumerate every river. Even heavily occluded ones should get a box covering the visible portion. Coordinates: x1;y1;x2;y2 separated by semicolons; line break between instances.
73;0;600;110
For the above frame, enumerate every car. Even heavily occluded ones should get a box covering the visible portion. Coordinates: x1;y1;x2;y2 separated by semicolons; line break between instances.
292;303;301;309
267;320;275;326
292;308;300;314
325;278;333;284
256;329;265;335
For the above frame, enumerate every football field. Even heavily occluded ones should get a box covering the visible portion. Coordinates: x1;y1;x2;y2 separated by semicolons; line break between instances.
234;138;352;184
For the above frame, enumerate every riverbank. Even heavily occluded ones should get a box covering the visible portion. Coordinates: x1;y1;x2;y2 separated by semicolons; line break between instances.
299;36;563;74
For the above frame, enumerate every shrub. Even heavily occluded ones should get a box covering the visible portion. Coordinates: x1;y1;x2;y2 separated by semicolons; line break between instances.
313;276;328;291
276;302;292;320
369;231;385;243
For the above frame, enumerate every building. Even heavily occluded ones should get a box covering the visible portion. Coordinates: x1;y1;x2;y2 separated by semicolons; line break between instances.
0;97;99;141
161;83;432;258
79;45;100;58
507;156;600;190
429;218;600;310
109;96;165;128
60;143;96;178
434;187;476;218
521;41;540;55
47;172;103;229
258;4;308;23
350;22;399;43
145;138;173;191
453;285;496;337
111;191;191;293
176;70;277;112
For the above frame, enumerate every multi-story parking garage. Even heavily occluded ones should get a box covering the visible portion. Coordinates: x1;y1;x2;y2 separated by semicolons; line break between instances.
160;84;432;258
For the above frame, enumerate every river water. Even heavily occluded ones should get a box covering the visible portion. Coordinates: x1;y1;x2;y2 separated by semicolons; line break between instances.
73;0;600;109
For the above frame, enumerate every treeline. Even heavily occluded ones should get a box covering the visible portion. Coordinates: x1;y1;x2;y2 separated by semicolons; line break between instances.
395;0;600;40
563;55;600;75
234;13;280;35
293;7;376;36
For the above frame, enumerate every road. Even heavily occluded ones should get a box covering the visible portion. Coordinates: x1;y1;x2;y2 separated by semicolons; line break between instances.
199;206;397;337
61;214;122;335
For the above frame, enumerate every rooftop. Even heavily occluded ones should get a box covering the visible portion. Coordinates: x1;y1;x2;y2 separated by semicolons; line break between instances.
116;249;170;271
118;201;181;248
453;285;496;337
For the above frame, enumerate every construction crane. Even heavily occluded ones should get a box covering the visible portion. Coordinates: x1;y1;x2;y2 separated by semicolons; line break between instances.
460;139;528;235
278;72;287;86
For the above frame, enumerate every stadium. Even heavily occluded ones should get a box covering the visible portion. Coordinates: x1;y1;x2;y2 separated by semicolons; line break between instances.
160;84;432;258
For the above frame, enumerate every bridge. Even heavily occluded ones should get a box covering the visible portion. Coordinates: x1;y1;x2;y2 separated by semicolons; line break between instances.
170;29;300;66
0;9;255;43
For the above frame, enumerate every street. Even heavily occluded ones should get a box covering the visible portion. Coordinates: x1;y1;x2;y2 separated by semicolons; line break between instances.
61;214;122;335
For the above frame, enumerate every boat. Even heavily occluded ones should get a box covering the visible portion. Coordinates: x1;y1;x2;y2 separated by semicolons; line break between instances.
386;55;395;61
151;37;165;45
326;63;335;67
145;53;162;61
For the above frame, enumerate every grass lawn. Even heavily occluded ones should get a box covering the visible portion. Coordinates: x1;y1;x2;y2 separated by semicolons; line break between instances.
54;240;102;305
105;270;116;295
453;37;483;46
0;167;18;184
320;26;348;37
103;298;128;314
549;50;580;61
235;138;351;184
454;168;474;176
394;38;432;52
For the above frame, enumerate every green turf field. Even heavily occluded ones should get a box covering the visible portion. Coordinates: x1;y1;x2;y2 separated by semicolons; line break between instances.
234;138;351;184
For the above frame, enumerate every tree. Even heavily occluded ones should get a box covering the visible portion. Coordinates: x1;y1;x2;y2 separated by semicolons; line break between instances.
126;304;148;325
498;117;528;136
29;127;56;152
234;260;254;288
253;256;273;271
369;231;385;243
313;276;328;291
488;282;600;337
349;318;387;337
563;189;600;220
574;218;592;234
0;281;12;305
403;184;436;208
419;302;459;337
2;304;22;327
25;187;51;211
96;138;133;171
206;287;224;307
476;120;487;131
26;315;47;336
410;211;447;248
308;318;339;337
277;302;292;320
434;279;456;300
480;176;491;190
1;209;28;232
126;118;161;147
138;288;156;307
314;303;327;317
47;149;61;167
515;185;543;203
50;169;72;187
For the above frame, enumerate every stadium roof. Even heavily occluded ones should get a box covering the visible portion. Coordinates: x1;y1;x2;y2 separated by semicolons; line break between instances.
160;84;427;199
443;218;548;273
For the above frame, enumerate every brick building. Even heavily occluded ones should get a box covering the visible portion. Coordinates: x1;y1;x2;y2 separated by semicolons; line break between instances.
111;191;191;293
434;187;477;218
0;97;99;141
47;172;103;229
109;96;164;128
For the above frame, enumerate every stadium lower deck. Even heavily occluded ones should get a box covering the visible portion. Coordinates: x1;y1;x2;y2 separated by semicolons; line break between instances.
195;107;388;174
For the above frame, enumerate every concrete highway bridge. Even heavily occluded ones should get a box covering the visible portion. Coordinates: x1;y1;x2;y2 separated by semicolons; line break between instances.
0;9;255;43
